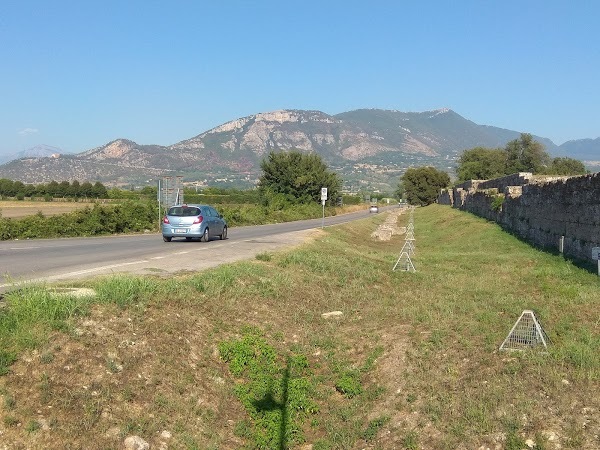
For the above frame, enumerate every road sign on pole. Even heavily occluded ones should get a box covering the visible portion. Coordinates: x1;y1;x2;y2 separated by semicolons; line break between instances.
321;187;327;228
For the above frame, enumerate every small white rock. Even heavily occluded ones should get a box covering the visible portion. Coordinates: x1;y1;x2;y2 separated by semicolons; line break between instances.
321;311;343;318
124;435;149;450
160;430;172;439
542;430;558;441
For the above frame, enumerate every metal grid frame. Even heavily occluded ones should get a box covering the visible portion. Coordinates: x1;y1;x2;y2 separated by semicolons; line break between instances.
499;310;550;351
393;251;416;272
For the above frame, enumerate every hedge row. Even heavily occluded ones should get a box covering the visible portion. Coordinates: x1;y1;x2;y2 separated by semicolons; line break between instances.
0;201;344;241
0;201;156;240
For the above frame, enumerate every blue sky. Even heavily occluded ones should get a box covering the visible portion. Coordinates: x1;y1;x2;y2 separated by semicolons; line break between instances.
1;0;599;157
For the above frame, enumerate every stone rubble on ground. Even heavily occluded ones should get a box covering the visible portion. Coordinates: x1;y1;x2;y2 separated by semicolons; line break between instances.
370;208;407;241
124;435;150;450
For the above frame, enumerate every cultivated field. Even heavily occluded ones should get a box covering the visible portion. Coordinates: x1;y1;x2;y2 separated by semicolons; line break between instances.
0;200;92;218
0;205;598;449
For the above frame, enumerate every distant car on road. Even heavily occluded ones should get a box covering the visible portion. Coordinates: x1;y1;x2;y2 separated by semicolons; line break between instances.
369;205;379;213
162;204;227;242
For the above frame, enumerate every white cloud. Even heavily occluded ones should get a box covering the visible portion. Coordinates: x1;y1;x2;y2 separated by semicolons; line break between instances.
18;128;39;136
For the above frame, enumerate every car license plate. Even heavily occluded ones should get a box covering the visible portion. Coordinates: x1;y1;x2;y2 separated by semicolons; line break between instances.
175;228;187;233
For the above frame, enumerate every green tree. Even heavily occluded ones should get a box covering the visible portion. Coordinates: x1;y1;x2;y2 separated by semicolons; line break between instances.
13;181;25;194
140;186;158;198
0;179;15;196
91;181;108;199
456;147;507;182
80;181;93;198
23;184;36;198
401;166;450;206
545;157;587;175
56;181;70;198
258;150;342;205
46;181;59;196
505;133;550;173
68;180;81;198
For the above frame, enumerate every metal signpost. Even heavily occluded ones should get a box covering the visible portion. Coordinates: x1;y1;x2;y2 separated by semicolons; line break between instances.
321;187;327;228
592;247;600;276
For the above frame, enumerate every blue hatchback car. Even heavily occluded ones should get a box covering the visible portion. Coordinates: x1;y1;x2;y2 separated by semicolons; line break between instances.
162;204;228;242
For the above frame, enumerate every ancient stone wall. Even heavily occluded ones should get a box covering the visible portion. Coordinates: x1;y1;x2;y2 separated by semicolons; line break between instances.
439;172;600;262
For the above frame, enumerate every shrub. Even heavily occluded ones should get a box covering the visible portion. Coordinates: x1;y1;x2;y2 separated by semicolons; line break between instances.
491;195;505;212
335;370;363;398
0;201;158;240
219;327;318;449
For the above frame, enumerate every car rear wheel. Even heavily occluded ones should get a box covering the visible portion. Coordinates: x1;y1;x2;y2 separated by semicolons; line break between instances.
202;228;209;242
220;226;227;240
163;236;172;242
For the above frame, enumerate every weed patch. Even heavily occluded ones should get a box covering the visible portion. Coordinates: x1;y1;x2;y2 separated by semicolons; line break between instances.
362;415;390;441
335;370;363;398
219;327;318;449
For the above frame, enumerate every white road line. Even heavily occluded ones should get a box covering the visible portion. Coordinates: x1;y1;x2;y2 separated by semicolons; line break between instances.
0;260;151;289
60;260;149;276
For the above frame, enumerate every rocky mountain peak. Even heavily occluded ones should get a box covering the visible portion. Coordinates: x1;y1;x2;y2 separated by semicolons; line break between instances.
85;139;138;160
2;107;596;190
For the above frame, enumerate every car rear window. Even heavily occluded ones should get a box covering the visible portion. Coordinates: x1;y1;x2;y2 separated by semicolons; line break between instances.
168;207;201;217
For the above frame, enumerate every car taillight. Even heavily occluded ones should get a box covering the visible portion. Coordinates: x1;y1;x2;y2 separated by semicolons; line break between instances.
193;215;203;224
163;216;170;224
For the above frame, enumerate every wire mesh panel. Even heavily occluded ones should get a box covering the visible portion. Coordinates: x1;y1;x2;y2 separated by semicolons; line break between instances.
393;251;416;272
160;176;184;208
400;240;415;256
499;310;550;351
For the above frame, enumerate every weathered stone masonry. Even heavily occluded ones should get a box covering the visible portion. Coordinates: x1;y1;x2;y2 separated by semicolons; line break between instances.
439;172;600;262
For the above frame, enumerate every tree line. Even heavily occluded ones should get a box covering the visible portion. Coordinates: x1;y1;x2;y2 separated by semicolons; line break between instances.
456;133;586;182
0;179;108;199
396;133;588;206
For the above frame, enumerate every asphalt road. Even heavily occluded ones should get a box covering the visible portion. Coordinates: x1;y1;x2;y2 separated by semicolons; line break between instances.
0;207;391;291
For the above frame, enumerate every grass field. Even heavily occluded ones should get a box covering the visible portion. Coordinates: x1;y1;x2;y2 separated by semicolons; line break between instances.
0;205;598;449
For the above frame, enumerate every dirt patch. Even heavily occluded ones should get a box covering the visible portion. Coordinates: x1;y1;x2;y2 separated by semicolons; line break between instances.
0;302;246;449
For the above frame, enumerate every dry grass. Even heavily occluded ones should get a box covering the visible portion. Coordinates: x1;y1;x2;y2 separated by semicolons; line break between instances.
0;205;598;449
0;200;92;218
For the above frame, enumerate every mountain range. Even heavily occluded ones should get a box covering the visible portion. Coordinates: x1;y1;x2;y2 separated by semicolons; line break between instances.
0;144;65;164
0;109;597;192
